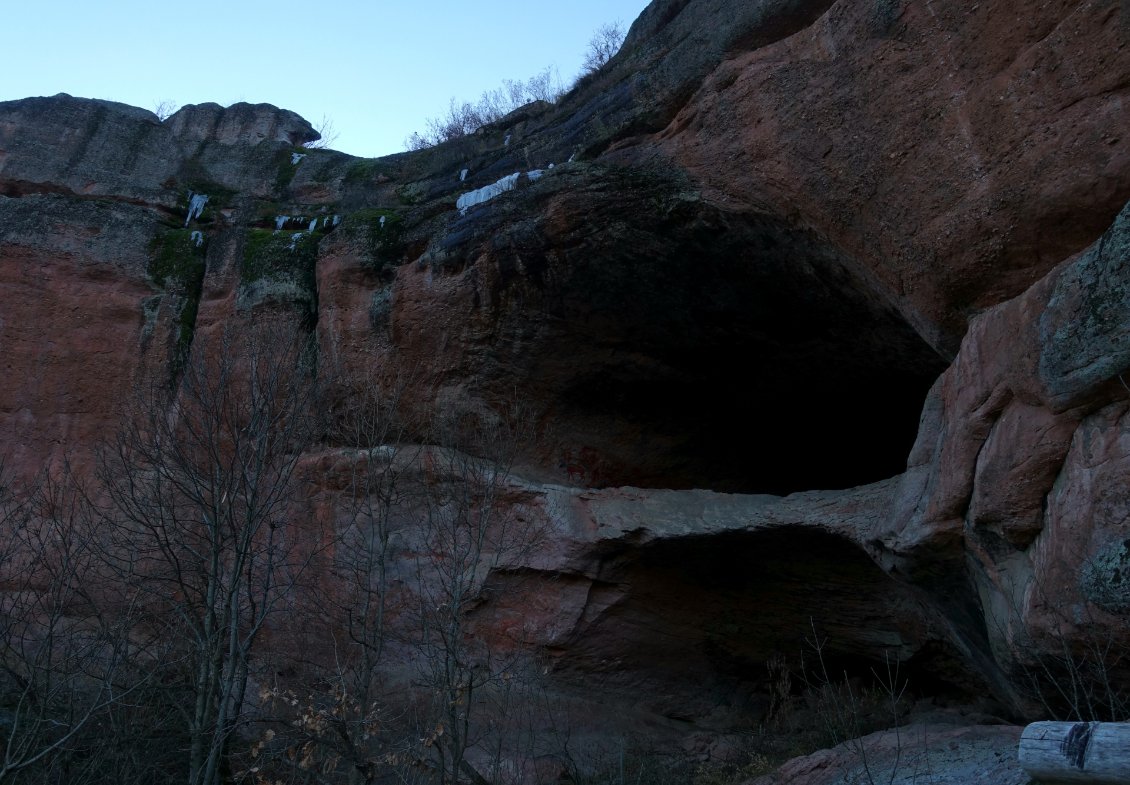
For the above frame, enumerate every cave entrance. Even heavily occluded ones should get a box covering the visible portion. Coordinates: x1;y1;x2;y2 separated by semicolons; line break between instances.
539;201;946;494
548;527;990;723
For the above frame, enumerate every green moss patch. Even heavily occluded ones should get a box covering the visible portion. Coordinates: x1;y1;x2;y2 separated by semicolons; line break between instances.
274;149;306;195
340;208;405;272
147;229;208;376
239;229;320;320
344;159;387;185
395;182;425;205
148;229;207;291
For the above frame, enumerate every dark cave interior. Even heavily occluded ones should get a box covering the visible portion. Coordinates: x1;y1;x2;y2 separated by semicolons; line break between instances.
535;199;947;494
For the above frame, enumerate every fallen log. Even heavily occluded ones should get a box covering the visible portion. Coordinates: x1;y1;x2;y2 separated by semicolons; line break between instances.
1019;722;1130;784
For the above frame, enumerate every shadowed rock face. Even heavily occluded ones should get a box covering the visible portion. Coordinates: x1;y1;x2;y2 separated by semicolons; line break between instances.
391;165;946;492
485;526;957;708
1;0;1130;742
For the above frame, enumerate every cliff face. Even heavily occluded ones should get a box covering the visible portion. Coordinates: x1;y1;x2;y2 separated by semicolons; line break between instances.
2;0;1130;757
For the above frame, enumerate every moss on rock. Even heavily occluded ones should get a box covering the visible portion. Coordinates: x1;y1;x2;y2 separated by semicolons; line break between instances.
238;228;320;321
340;208;405;273
147;229;208;375
148;229;206;290
274;149;305;195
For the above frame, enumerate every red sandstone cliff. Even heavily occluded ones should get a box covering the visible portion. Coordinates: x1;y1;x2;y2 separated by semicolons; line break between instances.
1;0;1129;780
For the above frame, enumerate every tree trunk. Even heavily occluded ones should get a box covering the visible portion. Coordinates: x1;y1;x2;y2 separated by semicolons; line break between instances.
1019;722;1130;784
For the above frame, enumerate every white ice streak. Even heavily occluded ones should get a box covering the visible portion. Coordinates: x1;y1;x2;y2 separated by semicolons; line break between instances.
332;215;341;226
190;231;204;247
275;215;290;231
185;193;209;226
460;168;469;182
504;134;511;146
288;232;304;250
309;219;318;232
456;172;521;215
291;152;307;165
380;215;386;229
526;169;545;182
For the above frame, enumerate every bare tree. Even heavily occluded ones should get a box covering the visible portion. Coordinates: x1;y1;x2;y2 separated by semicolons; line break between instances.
97;329;321;785
303;115;341;151
234;391;550;785
0;468;137;784
408;408;546;785
153;99;178;122
251;372;424;785
580;22;625;76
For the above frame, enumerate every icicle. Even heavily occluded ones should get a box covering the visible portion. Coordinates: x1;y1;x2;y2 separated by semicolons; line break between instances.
190;231;204;247
291;152;307;165
504;134;511;146
568;153;576;162
275;215;290;231
332;215;341;226
456;172;520;215
184;193;209;226
309;218;318;232
380;215;387;229
322;216;329;228
460;168;469;182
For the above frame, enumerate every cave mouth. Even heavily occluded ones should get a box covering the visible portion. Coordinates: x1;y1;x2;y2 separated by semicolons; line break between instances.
549;527;993;723
544;201;947;494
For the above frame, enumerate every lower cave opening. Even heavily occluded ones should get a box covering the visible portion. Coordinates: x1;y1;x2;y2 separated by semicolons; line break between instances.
547;526;998;725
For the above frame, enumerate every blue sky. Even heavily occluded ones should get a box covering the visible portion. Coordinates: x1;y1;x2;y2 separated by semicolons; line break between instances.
4;0;652;158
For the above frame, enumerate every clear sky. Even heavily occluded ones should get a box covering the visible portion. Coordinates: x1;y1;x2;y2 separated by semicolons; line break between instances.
4;0;652;159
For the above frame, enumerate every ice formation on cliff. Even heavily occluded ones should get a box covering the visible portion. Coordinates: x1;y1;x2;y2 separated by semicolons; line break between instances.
456;172;521;215
185;193;209;226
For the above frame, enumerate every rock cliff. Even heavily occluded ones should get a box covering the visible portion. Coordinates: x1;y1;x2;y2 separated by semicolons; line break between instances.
2;0;1129;777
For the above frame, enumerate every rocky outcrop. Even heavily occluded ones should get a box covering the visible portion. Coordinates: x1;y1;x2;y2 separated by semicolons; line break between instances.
749;722;1028;785
634;0;1130;355
872;202;1130;715
163;101;318;148
1;0;1130;762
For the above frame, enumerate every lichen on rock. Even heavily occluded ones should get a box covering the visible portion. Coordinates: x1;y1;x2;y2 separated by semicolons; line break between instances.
1080;539;1130;614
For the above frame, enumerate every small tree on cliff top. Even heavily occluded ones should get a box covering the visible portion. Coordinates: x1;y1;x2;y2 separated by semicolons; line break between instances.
580;21;625;76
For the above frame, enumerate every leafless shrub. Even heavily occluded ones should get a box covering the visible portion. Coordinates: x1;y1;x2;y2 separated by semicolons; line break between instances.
1002;565;1130;723
303;115;340;150
404;67;563;150
799;622;910;785
580;22;626;77
153;99;178;121
406;404;550;785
